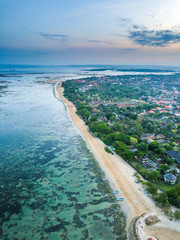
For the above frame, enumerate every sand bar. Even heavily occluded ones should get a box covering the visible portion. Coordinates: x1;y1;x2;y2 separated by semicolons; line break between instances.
56;82;180;240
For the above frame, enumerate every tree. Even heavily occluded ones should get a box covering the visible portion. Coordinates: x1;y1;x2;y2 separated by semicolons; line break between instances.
177;125;180;133
78;108;90;120
148;141;166;156
126;112;138;120
113;141;127;154
105;112;114;120
140;169;149;178
96;122;111;134
136;150;144;158
148;170;160;183
90;116;97;122
137;142;148;153
104;133;114;145
167;188;179;206
114;132;130;145
164;200;170;210
121;150;135;163
174;210;180;220
175;183;180;194
164;144;173;151
132;134;140;141
165;158;174;165
108;115;114;122
146;182;158;194
77;104;91;111
176;197;180;208
160;164;170;175
149;141;160;152
90;122;111;135
141;119;155;132
130;137;138;144
155;192;167;205
155;147;166;155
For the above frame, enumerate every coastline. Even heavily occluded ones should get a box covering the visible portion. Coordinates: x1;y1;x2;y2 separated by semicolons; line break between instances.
56;82;180;240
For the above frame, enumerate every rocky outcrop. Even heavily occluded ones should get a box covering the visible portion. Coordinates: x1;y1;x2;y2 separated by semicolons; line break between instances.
145;215;160;226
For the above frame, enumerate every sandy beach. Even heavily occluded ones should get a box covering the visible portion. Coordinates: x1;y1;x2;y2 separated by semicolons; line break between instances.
56;82;180;240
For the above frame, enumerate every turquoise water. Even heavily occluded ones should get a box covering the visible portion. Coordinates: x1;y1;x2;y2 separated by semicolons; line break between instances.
0;72;126;240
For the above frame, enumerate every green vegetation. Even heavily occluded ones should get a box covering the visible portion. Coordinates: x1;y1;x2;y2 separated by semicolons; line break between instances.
105;147;113;154
174;210;180;220
167;184;180;208
146;182;158;194
63;73;180;209
147;170;160;183
154;192;168;205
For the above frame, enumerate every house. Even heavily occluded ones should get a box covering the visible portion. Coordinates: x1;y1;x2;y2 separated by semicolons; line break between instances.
155;134;165;139
97;116;104;122
166;150;180;166
166;166;177;173
164;173;177;184
145;160;157;168
148;110;155;114
154;158;162;163
141;133;155;142
130;149;137;153
156;139;165;144
149;167;158;171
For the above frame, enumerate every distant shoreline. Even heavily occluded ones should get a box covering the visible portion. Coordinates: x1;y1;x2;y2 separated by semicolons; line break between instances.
56;81;180;240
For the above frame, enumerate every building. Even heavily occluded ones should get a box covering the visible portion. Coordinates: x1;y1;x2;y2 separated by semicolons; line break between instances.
155;134;165;139
166;150;180;166
154;158;162;164
141;133;155;143
145;160;157;168
164;173;177;184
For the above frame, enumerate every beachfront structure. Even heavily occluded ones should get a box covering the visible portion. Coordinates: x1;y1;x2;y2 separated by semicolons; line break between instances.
163;173;177;184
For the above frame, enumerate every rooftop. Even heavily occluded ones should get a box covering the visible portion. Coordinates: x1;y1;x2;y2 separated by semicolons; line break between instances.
164;173;177;181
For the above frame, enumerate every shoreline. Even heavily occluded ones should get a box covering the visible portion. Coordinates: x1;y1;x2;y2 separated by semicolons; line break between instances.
56;82;180;240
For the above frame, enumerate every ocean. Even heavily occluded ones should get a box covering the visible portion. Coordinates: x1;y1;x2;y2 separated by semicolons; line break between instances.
0;66;126;240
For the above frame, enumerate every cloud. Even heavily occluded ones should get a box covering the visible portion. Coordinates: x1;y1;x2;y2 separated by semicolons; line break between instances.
129;27;180;47
121;48;136;52
118;17;132;24
85;39;113;45
118;17;132;27
39;33;113;45
86;39;104;43
39;32;72;42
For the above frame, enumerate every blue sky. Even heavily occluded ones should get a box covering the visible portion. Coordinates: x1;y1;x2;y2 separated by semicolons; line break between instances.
0;0;180;65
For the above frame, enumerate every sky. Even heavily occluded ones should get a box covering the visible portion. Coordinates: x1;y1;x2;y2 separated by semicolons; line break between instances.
0;0;180;65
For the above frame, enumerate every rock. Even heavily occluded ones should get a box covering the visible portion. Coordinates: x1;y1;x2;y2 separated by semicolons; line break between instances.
145;215;160;226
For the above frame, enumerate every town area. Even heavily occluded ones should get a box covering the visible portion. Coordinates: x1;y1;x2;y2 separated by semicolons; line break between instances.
63;71;180;219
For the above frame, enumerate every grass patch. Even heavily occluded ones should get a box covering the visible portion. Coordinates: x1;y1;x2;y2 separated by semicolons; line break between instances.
156;180;175;192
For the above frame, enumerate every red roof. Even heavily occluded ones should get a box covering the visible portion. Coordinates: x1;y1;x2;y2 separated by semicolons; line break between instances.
160;110;168;113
